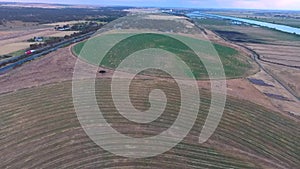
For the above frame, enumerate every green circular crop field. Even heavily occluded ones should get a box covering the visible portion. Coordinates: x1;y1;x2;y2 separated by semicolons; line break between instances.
73;33;255;79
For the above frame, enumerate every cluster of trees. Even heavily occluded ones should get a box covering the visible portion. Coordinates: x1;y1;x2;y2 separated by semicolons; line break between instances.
68;21;105;31
0;7;128;24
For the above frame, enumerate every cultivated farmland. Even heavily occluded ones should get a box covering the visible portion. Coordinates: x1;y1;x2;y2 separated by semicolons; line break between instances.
73;32;254;79
196;17;300;113
0;79;299;168
1;8;299;169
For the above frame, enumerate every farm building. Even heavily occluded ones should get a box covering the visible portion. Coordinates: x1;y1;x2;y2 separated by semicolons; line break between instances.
34;37;44;42
56;25;71;31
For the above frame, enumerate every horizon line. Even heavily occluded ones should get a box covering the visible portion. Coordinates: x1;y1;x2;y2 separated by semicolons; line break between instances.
0;1;300;11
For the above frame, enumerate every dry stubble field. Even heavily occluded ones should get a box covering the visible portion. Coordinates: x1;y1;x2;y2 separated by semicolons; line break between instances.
199;19;300;114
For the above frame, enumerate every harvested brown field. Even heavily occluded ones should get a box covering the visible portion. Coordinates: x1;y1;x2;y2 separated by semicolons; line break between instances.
144;15;186;20
245;43;300;67
0;78;299;168
200;19;300;113
263;63;300;99
249;69;300;115
0;42;35;55
0;28;78;55
0;31;20;37
143;14;195;28
197;79;277;112
0;28;55;46
0;21;49;31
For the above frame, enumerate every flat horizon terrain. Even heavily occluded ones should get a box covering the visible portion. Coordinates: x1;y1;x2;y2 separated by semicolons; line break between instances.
0;5;299;169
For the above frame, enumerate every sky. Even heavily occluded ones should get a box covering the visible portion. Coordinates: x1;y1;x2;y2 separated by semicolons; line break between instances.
1;0;300;10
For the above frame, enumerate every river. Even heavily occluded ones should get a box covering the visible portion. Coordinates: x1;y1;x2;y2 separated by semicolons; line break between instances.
187;11;300;35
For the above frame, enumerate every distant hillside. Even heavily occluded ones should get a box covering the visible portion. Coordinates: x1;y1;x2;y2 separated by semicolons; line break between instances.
0;5;129;24
0;2;96;9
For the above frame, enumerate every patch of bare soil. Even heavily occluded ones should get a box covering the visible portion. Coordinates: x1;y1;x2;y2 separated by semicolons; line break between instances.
263;63;300;99
144;15;186;20
0;28;57;46
0;42;34;55
249;68;300;116
0;31;20;38
0;45;77;94
197;79;278;112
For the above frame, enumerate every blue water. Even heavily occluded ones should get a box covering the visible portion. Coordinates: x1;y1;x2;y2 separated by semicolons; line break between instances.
187;11;300;35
